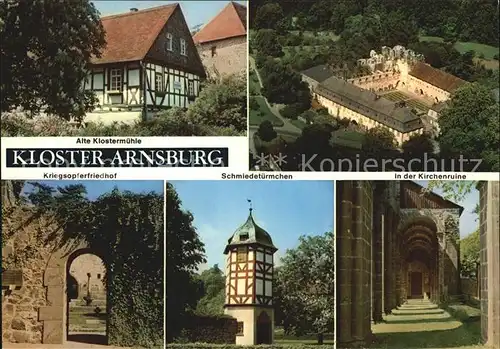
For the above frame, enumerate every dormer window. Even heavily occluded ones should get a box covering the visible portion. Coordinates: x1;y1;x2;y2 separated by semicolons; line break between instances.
165;33;173;51
180;38;186;56
240;233;249;241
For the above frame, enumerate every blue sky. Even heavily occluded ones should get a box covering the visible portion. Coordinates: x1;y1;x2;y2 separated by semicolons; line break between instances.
416;181;479;238
169;180;334;271
93;1;247;29
22;181;163;200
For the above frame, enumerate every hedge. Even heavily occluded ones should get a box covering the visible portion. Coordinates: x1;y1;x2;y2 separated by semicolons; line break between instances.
167;345;335;349
174;314;237;344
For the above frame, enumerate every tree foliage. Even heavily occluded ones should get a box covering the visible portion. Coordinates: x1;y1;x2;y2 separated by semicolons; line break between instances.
0;0;105;121
23;181;164;347
195;264;225;316
254;29;284;57
275;232;334;343
460;229;480;278
166;183;206;342
438;84;499;171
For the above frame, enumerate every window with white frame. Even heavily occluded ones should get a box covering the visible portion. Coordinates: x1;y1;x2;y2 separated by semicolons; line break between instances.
188;80;194;96
165;33;173;51
180;38;187;56
109;69;122;91
155;73;164;92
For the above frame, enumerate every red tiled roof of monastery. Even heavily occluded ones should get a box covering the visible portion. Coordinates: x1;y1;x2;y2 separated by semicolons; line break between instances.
91;4;178;64
193;1;246;44
409;62;467;93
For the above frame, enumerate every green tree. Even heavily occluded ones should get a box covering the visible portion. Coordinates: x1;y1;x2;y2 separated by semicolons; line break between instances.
187;75;247;134
460;229;480;278
253;3;284;30
0;0;105;121
402;133;435;158
195;264;225;315
276;232;334;344
257;120;278;142
253;29;284;57
166;183;206;341
438;83;499;171
362;126;397;154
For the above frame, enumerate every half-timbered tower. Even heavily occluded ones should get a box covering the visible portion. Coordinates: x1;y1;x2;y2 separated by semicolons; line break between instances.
84;4;206;125
223;207;277;345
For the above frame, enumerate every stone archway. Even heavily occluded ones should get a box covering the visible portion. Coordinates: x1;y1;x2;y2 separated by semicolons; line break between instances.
39;241;108;344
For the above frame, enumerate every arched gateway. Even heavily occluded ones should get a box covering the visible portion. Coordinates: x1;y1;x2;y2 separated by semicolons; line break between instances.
336;181;500;348
40;241;109;344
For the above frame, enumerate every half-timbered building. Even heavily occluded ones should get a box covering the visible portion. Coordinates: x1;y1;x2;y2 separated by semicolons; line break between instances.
224;208;277;345
84;4;206;124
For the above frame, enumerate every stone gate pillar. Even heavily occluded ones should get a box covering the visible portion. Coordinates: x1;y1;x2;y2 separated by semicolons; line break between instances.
478;181;500;348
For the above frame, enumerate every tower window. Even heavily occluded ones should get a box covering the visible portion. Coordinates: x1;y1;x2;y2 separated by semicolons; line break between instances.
211;46;217;57
236;321;244;336
97;274;101;279
237;247;247;262
240;233;249;241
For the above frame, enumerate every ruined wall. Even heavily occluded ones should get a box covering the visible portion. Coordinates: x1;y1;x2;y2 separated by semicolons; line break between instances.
197;36;247;78
348;72;400;92
2;207;60;344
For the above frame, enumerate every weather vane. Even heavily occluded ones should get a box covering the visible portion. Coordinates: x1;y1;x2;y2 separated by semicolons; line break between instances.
247;199;252;212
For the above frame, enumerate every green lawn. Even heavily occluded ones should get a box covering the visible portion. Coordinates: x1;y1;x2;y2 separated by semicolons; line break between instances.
332;129;365;149
275;328;334;346
249;68;261;95
249;96;284;127
69;306;106;333
290;119;307;129
420;36;499;60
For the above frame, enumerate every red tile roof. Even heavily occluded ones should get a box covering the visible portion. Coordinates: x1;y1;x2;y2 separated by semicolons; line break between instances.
91;4;177;64
193;1;246;44
409;62;467;93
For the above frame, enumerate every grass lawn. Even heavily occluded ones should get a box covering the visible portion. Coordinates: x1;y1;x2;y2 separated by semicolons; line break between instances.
249;68;261;95
250;96;284;127
69;306;106;333
420;36;499;60
332;129;365;149
275;329;334;346
290;119;307;129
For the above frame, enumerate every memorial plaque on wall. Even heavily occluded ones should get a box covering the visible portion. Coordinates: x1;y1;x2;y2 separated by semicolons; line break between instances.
2;270;23;288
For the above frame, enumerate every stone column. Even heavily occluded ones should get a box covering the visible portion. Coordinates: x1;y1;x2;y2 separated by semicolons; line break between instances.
372;185;384;322
336;181;353;345
351;181;372;344
384;207;393;314
479;181;500;348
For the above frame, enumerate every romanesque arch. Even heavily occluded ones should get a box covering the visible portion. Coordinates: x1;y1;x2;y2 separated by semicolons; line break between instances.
39;241;108;344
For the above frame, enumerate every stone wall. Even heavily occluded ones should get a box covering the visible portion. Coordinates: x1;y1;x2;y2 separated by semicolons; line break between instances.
197;36;247;78
2;207;59;344
348;72;400;92
461;277;479;299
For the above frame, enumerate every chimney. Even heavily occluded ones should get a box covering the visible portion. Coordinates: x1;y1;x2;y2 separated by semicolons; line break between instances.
130;8;138;12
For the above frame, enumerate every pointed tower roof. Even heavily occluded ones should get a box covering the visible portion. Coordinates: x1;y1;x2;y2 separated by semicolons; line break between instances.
224;208;277;254
193;1;246;44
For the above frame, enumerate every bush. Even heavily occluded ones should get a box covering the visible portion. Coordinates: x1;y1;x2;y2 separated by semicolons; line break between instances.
280;104;305;120
174;314;237;344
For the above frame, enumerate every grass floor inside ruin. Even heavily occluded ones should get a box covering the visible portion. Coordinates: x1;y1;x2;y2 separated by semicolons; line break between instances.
371;299;484;349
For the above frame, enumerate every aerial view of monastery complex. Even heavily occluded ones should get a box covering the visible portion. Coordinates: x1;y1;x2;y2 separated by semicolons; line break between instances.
249;0;499;172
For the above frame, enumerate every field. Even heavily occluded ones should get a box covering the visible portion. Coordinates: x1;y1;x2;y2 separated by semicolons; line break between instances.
420;36;499;60
249;96;284;127
332;129;365;149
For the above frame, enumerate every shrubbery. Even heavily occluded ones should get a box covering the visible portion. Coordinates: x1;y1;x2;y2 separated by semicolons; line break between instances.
174;314;237;344
167;345;335;349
